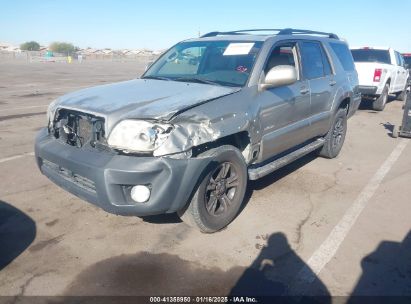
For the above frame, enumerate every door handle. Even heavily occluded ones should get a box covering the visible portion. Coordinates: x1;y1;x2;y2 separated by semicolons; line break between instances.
329;80;337;86
300;88;310;95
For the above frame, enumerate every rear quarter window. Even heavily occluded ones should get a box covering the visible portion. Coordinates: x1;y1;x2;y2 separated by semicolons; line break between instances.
330;43;355;72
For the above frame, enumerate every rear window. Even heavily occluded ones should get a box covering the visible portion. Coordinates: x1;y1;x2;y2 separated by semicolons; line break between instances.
351;49;391;64
329;43;355;71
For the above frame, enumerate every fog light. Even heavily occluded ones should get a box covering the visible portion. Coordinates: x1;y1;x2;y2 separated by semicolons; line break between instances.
130;185;151;203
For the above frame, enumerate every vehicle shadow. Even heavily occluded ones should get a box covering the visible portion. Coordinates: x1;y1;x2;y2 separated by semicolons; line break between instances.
62;232;330;302
239;151;318;214
140;213;182;224
347;230;411;303
141;151;318;225
358;96;398;113
0;200;36;270
380;122;398;138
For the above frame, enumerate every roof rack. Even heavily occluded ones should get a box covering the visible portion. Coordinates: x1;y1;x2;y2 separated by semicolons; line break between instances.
200;28;339;39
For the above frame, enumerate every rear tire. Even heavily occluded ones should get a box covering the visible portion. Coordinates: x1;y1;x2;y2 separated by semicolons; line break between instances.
319;108;347;159
372;83;389;111
178;145;248;233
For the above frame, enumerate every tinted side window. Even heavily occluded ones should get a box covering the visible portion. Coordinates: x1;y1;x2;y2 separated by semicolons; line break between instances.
300;41;325;79
395;52;404;67
395;51;401;66
404;56;411;66
330;43;355;71
320;45;332;75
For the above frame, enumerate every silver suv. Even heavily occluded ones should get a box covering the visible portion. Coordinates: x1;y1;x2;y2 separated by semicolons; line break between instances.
35;28;360;232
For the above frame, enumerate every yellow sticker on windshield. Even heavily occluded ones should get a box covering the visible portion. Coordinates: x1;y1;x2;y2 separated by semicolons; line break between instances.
223;43;255;56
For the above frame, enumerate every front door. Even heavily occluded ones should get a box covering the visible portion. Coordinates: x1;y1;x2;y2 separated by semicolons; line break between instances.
257;42;312;162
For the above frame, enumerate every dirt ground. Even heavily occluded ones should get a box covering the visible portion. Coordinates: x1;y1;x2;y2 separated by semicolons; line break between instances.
0;60;410;300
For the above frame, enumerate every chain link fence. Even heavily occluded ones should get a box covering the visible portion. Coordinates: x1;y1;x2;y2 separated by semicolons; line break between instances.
0;51;159;63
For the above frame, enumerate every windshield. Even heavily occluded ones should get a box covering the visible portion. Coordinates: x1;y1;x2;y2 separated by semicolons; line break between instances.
143;40;263;87
351;49;391;64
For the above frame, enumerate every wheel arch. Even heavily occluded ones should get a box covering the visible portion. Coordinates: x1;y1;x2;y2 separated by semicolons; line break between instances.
192;131;253;163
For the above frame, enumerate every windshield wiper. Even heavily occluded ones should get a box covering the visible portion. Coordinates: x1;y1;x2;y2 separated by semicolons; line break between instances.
173;77;221;86
142;75;171;81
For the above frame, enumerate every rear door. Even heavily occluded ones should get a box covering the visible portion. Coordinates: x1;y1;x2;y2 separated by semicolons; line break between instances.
298;40;335;137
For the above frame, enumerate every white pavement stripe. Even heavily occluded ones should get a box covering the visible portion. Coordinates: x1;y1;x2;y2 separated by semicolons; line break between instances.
0;85;89;95
0;105;49;112
0;152;35;164
292;138;409;292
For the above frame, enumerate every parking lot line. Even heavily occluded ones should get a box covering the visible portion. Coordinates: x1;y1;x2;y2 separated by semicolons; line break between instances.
0;105;49;112
0;152;35;164
293;138;409;292
1;85;89;95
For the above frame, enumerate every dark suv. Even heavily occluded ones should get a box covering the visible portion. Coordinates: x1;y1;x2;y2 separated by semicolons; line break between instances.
35;28;360;232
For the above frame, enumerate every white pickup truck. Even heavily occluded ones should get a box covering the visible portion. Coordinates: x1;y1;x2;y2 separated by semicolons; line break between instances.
351;47;409;111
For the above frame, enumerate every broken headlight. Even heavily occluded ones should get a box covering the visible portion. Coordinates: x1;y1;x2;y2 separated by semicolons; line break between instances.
47;100;58;129
107;120;173;153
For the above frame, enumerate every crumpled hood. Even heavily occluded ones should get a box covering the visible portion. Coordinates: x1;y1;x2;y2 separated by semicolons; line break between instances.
54;79;240;131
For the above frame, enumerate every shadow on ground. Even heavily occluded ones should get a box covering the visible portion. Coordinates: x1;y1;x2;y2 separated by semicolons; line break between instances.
348;230;411;303
358;96;398;113
238;151;318;215
140;213;182;224
63;232;330;301
381;121;395;134
0;200;36;270
140;151;318;225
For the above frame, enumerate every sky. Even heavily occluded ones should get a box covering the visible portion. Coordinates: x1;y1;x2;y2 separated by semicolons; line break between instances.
1;0;411;52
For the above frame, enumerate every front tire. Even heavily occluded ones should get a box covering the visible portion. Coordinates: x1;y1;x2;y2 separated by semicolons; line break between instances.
372;83;389;111
178;145;247;233
319;108;348;159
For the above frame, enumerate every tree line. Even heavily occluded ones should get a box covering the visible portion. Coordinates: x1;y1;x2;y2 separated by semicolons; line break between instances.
20;41;78;55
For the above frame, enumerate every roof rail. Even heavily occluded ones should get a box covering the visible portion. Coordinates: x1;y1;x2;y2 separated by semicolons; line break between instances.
200;28;339;39
278;28;339;39
201;29;282;38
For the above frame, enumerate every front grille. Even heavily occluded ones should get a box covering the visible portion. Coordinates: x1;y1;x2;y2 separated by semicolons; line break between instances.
51;109;105;148
42;159;96;193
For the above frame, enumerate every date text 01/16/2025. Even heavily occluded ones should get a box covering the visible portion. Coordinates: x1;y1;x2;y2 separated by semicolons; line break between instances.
149;296;258;303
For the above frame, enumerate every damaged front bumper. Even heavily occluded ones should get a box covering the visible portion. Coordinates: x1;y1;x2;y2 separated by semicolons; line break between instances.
34;128;211;216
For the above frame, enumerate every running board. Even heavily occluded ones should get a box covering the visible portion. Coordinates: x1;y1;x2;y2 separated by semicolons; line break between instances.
248;138;325;180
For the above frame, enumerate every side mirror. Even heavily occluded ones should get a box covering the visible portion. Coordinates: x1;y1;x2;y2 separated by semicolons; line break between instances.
405;63;409;69
260;65;298;90
145;61;154;71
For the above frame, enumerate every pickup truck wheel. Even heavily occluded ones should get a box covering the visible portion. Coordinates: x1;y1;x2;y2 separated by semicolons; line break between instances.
178;145;247;233
319;108;347;159
397;86;408;101
372;83;389;111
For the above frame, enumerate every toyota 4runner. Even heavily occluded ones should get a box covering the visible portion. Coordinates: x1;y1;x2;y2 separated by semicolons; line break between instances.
35;28;360;232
